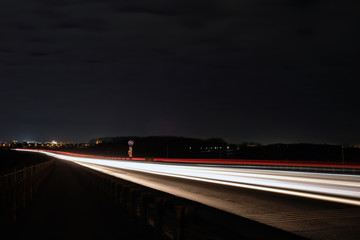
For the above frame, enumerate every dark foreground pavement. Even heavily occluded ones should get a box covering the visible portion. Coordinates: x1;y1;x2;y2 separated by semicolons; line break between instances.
8;159;155;240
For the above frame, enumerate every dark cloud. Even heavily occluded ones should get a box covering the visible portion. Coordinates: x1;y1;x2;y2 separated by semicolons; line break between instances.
52;17;109;32
0;0;359;144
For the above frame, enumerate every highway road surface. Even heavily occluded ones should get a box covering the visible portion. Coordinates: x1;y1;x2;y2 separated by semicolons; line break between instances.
17;149;360;240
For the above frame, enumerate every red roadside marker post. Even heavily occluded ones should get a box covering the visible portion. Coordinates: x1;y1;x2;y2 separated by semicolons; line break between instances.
128;140;134;159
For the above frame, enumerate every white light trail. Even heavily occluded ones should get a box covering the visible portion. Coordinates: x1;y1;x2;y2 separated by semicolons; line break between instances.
17;149;360;206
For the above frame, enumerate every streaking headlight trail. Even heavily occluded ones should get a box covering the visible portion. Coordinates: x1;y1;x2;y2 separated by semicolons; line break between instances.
16;149;360;206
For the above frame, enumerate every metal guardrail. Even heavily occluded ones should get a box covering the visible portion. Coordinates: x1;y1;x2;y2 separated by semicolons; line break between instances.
81;164;306;240
0;160;54;225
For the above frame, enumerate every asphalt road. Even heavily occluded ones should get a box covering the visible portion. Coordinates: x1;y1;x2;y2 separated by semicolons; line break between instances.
15;149;360;240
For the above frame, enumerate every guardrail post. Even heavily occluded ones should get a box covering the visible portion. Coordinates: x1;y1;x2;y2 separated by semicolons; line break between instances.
175;205;193;240
12;168;17;222
29;165;33;200
146;197;167;237
162;204;175;240
135;191;152;228
22;167;26;208
127;187;141;217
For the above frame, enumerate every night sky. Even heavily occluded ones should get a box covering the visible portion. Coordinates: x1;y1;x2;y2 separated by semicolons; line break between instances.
1;0;359;144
